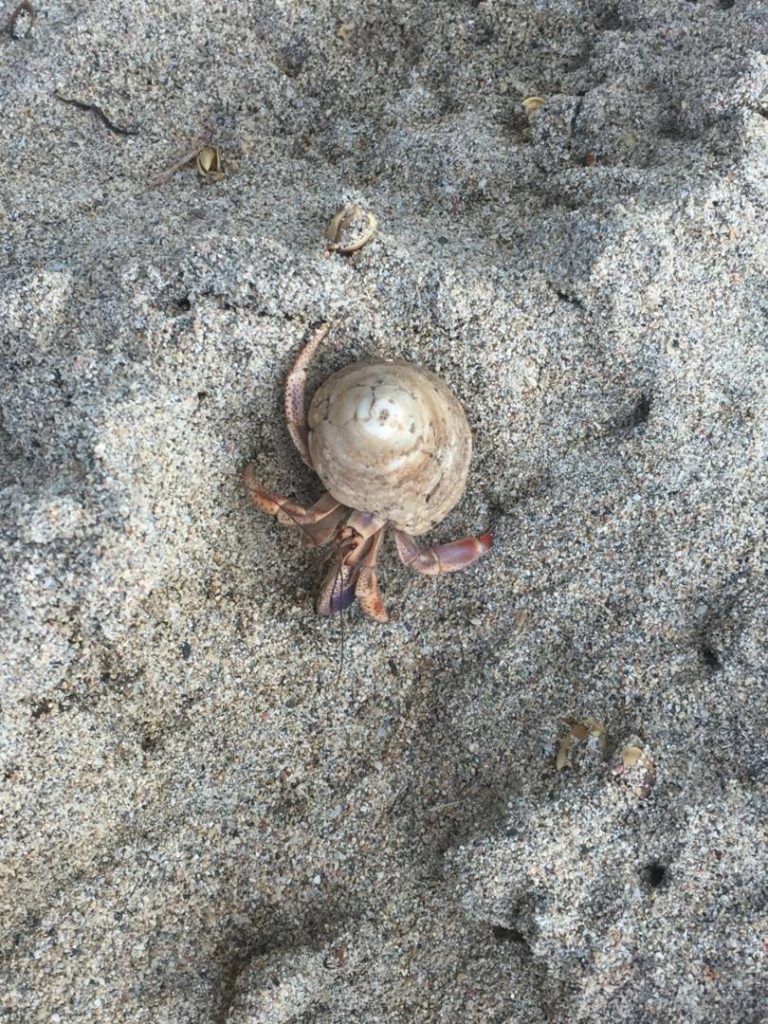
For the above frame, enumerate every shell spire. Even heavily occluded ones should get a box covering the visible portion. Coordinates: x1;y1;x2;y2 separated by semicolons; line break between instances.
307;360;472;535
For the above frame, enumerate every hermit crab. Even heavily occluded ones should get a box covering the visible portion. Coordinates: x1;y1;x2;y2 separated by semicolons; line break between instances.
243;324;492;622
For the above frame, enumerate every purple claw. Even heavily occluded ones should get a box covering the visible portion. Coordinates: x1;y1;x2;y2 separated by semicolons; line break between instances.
326;580;358;615
314;516;387;619
316;562;358;616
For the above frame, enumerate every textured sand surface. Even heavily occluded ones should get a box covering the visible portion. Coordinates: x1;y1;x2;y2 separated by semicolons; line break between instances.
2;1;767;1021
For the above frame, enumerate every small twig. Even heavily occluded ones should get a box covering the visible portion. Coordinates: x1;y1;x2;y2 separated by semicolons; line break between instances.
146;142;203;187
6;0;34;37
54;89;139;136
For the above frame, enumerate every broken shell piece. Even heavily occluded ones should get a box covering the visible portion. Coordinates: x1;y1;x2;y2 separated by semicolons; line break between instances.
613;744;657;799
8;0;35;39
620;745;643;769
325;203;377;254
197;145;225;181
555;718;606;770
522;96;546;119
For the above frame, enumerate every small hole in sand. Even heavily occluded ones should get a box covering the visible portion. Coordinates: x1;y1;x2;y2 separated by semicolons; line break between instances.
491;925;531;954
700;643;721;671
643;861;667;889
492;924;526;943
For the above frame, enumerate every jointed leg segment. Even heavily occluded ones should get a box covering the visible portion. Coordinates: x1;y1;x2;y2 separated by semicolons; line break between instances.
394;529;493;576
353;528;388;622
284;322;332;468
242;464;346;546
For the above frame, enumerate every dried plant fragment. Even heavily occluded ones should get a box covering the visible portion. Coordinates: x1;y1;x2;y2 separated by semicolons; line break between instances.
54;89;138;136
147;142;202;187
621;745;643;769
325;204;377;254
513;608;530;631
148;141;225;187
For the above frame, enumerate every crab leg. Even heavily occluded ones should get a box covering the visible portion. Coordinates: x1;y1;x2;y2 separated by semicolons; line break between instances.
296;506;349;548
243;465;346;545
316;512;386;617
394;529;492;576
285;322;332;468
354;527;389;623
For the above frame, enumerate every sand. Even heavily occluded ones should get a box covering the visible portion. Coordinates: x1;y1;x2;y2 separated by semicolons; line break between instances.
1;0;767;1020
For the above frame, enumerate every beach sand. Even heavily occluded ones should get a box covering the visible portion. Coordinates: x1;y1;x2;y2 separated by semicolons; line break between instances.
1;1;767;1020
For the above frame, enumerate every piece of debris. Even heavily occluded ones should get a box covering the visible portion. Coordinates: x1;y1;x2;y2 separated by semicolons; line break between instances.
613;743;657;799
196;144;225;181
148;141;225;187
54;89;139;136
522;96;546;120
7;0;35;39
556;717;606;770
325;203;377;255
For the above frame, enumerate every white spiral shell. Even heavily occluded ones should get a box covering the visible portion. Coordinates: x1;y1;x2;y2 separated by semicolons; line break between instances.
307;360;472;535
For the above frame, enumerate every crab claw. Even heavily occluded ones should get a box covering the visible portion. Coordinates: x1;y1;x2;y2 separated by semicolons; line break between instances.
394;529;492;576
316;515;388;622
317;556;359;616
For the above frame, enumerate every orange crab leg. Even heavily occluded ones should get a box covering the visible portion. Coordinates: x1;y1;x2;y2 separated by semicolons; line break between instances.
394;529;492;576
297;506;349;548
285;322;332;468
243;464;347;546
354;527;389;623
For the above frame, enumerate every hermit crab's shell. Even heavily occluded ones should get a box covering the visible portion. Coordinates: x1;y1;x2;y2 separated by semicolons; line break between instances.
307;360;472;535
